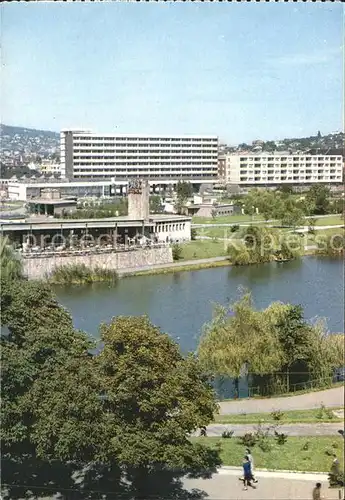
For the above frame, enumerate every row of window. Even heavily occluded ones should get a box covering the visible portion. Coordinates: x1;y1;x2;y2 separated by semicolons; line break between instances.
71;136;217;142
73;168;216;174
73;156;217;161
74;173;214;179
239;176;341;181
155;223;186;232
240;170;340;175
72;143;218;150
73;150;218;155
239;156;342;161
73;163;216;168
241;163;342;170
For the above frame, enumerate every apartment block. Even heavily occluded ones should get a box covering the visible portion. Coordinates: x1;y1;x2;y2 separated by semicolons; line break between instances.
60;130;218;183
224;154;343;186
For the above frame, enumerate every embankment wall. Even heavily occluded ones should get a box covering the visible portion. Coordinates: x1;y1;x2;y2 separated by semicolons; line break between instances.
23;247;173;280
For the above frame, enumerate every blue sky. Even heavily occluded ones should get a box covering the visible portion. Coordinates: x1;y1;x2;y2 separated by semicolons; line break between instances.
2;3;343;144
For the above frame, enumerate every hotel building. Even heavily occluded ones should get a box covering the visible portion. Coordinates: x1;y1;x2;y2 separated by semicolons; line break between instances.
223;153;343;186
60;130;218;185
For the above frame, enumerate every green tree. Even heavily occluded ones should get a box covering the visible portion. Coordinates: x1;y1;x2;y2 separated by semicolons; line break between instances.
149;195;163;214
1;276;94;498
274;305;310;391
176;181;193;200
198;293;283;396
278;184;294;196
242;189;281;222
1;281;221;498
305;185;331;215
281;207;305;229
0;237;23;281
278;198;305;229
175;181;193;215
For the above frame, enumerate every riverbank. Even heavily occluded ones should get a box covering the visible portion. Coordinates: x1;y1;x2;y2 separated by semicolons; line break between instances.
119;255;230;277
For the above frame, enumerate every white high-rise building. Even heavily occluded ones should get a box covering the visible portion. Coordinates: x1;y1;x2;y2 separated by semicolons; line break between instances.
223;153;343;186
60;130;218;184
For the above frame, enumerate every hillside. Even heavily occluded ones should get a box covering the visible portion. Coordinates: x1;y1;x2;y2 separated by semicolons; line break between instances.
1;124;59;163
221;131;344;155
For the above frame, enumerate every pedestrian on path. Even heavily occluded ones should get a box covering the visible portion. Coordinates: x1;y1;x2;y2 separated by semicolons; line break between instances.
242;455;256;491
246;448;258;483
312;482;323;500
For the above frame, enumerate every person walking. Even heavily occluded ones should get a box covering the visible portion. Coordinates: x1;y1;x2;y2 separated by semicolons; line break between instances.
242;455;256;491
246;448;258;483
312;482;323;500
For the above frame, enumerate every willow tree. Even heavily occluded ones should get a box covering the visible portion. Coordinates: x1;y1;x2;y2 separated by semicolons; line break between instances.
227;226;279;266
304;323;345;383
198;293;283;396
0;236;23;281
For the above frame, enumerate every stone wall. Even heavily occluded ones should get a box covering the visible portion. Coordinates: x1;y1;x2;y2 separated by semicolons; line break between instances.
23;247;173;280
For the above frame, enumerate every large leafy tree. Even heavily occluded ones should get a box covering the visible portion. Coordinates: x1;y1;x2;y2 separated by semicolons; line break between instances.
175;181;193;214
305;185;331;215
1;279;220;499
274;305;310;390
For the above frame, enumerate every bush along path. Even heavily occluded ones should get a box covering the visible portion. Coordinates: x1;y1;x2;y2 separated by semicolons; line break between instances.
195;422;344;437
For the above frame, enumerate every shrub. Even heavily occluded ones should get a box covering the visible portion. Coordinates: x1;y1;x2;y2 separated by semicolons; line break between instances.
274;431;288;445
230;224;240;233
239;433;257;448
302;441;310;451
221;430;234;439
316;403;334;420
271;410;284;421
172;243;183;261
329;464;345;488
49;264;118;285
191;228;197;241
227;242;251;266
255;423;273;452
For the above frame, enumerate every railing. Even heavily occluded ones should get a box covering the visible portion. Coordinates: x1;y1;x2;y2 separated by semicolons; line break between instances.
21;243;170;259
247;375;341;398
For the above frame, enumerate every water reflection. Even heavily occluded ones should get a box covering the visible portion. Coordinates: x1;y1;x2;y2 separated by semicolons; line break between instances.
55;257;343;354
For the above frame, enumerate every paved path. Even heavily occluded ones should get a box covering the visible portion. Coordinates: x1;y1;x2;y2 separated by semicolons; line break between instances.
183;468;344;499
219;386;344;415
118;255;229;276
195;422;343;437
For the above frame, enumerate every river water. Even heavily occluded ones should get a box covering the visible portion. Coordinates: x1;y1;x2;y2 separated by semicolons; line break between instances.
55;257;344;354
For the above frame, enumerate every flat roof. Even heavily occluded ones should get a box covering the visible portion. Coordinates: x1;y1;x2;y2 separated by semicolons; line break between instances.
27;198;77;205
0;214;191;232
61;131;218;139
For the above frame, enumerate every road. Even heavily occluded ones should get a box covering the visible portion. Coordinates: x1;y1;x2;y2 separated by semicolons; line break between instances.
183;468;344;500
219;386;344;415
195;422;344;437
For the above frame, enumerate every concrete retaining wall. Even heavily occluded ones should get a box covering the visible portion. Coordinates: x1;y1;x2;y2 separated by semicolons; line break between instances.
23;247;173;280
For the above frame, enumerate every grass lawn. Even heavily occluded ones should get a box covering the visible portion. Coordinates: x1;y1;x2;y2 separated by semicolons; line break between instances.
192;214;343;227
192;214;265;225
192;436;344;472
312;215;344;226
214;407;344;424
306;227;345;246
195;227;239;239
180;240;228;260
